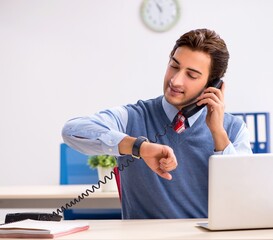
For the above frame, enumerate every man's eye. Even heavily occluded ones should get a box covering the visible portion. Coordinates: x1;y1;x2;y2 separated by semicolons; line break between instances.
187;73;198;79
170;64;179;69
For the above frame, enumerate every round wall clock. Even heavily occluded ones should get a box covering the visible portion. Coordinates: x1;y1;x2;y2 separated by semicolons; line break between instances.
140;0;180;32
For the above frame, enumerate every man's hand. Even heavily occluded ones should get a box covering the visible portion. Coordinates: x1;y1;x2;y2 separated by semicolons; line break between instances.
196;82;230;151
139;142;178;180
119;136;178;180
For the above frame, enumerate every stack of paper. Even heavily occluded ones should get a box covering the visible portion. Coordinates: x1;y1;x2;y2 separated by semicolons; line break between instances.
0;219;89;238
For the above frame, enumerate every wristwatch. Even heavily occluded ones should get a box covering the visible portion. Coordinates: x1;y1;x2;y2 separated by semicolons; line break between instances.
132;136;149;159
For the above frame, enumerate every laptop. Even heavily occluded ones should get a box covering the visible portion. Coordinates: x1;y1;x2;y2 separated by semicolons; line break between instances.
197;153;273;230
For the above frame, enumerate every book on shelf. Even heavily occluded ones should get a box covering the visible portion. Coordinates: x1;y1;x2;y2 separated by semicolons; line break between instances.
0;219;89;238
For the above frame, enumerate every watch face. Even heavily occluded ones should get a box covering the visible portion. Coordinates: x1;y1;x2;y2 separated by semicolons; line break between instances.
140;0;180;32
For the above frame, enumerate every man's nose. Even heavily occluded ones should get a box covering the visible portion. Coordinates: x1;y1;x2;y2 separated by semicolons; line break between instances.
171;71;186;86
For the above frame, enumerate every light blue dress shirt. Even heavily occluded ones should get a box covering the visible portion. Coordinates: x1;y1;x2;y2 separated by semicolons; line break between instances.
62;97;253;156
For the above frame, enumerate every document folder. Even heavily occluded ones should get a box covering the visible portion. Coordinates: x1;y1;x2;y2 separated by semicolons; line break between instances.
231;112;270;153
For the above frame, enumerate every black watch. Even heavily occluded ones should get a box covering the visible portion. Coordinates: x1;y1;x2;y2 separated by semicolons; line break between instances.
132;136;149;159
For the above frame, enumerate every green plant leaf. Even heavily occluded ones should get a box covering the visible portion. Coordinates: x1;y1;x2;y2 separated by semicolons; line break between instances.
87;155;117;169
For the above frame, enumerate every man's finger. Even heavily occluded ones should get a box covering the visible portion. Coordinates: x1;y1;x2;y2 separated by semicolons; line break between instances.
156;167;172;180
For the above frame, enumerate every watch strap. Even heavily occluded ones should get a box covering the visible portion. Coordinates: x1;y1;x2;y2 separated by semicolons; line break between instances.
132;136;149;159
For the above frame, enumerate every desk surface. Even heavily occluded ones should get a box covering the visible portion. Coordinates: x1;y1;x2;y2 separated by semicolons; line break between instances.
0;185;120;209
3;219;273;240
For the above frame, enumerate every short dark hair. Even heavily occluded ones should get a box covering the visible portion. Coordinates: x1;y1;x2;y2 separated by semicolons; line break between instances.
170;29;229;84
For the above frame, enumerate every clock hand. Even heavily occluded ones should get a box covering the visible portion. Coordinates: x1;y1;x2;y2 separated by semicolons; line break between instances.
154;0;162;13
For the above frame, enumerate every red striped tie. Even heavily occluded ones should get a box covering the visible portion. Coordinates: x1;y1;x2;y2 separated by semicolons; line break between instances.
173;111;188;134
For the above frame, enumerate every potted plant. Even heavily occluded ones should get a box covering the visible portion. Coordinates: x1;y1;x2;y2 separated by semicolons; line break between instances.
87;155;118;192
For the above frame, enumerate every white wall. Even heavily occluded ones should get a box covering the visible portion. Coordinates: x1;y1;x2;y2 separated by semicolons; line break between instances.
1;0;272;186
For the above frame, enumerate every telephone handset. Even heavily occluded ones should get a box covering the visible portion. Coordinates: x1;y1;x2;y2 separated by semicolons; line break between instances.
181;78;223;118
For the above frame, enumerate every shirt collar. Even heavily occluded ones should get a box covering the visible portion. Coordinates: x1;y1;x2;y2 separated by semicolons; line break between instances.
162;96;203;127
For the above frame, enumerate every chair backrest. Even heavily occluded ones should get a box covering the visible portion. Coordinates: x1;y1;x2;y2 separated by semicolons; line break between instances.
113;167;121;200
60;143;121;200
60;143;98;184
59;143;122;220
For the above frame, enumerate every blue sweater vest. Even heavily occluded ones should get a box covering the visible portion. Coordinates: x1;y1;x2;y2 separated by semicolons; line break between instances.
118;96;242;219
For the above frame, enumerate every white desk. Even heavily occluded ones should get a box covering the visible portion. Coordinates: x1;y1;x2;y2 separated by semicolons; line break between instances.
3;219;273;240
0;185;120;210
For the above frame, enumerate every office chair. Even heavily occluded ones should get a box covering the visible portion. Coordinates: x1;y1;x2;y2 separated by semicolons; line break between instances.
113;166;121;200
60;143;122;220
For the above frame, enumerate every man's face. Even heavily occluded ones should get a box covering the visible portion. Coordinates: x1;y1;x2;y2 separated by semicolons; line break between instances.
163;46;211;110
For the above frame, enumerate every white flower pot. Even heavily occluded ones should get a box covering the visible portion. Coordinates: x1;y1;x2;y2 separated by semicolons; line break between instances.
97;166;118;192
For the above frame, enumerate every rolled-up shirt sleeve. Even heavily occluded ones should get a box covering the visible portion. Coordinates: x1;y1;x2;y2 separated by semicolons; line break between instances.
62;106;128;156
214;122;253;155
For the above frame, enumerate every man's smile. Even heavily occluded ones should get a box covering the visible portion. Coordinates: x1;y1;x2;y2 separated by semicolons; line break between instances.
169;82;184;94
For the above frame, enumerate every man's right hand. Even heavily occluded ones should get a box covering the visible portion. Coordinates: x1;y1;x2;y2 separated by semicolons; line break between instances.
139;141;178;180
119;136;178;180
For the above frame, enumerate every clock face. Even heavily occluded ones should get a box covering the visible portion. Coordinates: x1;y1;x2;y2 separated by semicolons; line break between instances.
140;0;180;32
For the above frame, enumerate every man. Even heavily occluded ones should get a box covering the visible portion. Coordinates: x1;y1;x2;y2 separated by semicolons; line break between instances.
62;28;252;219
